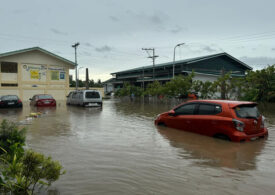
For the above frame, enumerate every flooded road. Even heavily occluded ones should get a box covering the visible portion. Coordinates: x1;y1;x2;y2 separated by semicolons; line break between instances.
0;99;275;195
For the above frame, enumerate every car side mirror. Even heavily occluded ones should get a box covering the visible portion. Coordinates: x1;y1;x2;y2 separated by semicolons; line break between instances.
168;110;176;116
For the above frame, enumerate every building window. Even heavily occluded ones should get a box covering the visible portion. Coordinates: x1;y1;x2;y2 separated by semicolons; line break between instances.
1;83;18;87
1;62;18;73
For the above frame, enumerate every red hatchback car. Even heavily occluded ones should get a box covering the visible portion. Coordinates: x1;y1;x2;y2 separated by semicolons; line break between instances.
155;100;268;142
30;94;56;107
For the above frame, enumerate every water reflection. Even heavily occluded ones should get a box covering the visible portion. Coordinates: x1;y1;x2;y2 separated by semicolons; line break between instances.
157;125;266;170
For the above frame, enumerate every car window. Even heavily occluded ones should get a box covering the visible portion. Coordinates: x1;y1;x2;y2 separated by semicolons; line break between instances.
85;91;100;98
235;105;260;119
1;95;18;101
174;103;196;115
78;92;83;99
198;104;222;115
72;93;77;99
38;95;53;99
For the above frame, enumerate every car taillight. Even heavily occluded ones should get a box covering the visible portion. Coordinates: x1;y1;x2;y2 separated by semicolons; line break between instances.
261;116;265;128
233;119;245;132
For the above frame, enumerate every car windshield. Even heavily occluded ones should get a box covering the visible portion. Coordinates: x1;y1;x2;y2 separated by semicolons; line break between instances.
1;95;18;101
85;91;100;99
235;105;260;119
38;95;53;99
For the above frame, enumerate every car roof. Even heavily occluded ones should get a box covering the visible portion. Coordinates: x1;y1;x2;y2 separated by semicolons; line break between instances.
187;99;257;108
1;95;18;97
34;94;52;96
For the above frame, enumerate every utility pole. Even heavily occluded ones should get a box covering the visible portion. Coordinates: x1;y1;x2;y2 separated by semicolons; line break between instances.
142;48;158;81
72;42;80;90
221;68;226;99
85;68;89;90
142;66;144;90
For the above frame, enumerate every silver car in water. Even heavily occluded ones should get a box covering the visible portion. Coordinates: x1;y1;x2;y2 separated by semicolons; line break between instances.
66;90;102;107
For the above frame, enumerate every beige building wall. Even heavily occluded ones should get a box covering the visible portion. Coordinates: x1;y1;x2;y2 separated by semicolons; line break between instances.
0;50;73;101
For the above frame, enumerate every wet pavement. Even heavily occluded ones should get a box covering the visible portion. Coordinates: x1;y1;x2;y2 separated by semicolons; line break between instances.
0;99;274;195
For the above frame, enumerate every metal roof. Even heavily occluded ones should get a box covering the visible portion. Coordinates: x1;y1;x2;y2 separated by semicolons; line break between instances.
111;52;252;75
0;47;75;66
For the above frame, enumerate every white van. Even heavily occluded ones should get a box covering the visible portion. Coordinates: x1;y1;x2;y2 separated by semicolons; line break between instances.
67;90;102;107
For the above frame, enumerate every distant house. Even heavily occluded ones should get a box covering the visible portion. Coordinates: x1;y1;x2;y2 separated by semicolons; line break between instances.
103;52;252;94
0;47;75;100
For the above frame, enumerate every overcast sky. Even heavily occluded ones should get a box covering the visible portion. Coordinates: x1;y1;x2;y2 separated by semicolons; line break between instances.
1;0;275;81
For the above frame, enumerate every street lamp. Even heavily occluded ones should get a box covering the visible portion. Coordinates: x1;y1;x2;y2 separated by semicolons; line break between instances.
173;43;185;79
72;42;80;90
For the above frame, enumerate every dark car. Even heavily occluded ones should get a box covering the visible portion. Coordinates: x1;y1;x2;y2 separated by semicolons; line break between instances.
30;94;56;107
155;100;268;142
0;95;22;108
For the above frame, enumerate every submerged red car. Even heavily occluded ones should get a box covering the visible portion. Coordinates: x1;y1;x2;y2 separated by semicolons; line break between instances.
30;94;56;107
155;100;268;142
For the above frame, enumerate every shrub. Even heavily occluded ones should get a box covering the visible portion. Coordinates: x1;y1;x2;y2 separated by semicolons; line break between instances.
0;120;26;160
0;120;65;195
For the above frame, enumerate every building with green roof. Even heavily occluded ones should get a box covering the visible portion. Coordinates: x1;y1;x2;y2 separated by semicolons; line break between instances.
104;52;252;94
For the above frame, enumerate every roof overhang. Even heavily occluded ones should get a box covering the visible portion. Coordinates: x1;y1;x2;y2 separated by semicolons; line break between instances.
0;47;76;68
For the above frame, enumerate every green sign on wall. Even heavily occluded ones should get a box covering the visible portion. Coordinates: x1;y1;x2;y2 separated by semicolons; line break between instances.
51;71;59;80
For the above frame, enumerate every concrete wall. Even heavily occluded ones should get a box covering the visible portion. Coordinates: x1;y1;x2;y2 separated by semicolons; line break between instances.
193;74;218;83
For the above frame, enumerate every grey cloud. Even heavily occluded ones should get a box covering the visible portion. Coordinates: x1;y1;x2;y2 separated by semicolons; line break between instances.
150;14;163;25
95;45;112;52
110;16;119;22
272;48;275;51
84;42;93;47
50;28;68;36
170;26;183;34
125;10;169;31
81;51;92;56
202;46;217;53
240;56;275;69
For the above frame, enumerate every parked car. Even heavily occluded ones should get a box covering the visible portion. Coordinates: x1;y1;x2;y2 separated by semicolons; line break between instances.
0;95;22;108
155;100;268;142
30;94;56;107
66;90;102;107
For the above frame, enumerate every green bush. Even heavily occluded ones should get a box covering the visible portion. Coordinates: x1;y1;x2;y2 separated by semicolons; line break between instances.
0;120;65;195
0;120;26;159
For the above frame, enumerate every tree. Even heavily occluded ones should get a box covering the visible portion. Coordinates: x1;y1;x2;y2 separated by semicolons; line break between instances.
163;72;194;97
242;65;275;102
144;81;164;96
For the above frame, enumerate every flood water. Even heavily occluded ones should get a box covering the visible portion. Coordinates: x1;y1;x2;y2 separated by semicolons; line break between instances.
0;99;275;195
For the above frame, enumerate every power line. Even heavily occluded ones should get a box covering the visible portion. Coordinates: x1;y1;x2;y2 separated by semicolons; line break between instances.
142;48;158;81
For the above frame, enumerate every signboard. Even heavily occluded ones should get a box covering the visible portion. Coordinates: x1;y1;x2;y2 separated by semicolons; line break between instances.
60;72;65;80
30;70;40;79
51;71;59;80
